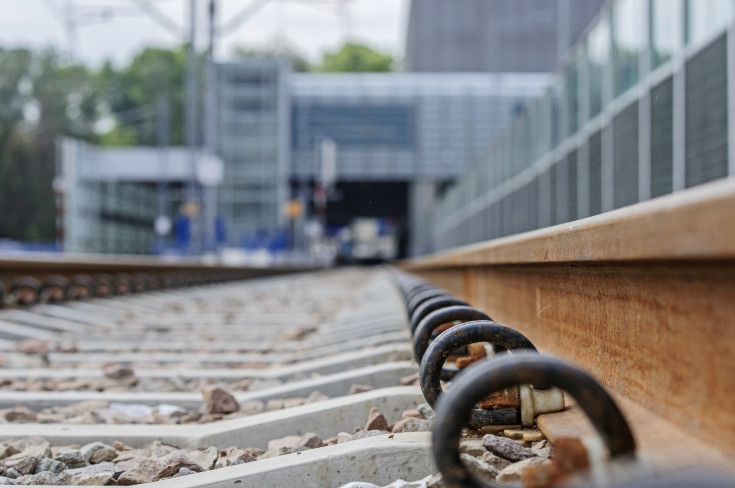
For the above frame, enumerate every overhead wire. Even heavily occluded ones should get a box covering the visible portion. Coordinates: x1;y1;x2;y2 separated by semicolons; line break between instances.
127;0;183;37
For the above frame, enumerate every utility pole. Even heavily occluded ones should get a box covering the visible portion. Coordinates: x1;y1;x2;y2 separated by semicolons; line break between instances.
155;96;171;250
203;0;219;252
185;0;199;254
206;0;217;158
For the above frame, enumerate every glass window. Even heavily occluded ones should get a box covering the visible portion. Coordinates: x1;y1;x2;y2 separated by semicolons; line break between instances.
541;93;553;154
551;84;562;148
291;104;414;150
588;17;610;118
613;0;646;97
686;0;733;45
565;54;580;137
529;102;541;161
651;0;682;68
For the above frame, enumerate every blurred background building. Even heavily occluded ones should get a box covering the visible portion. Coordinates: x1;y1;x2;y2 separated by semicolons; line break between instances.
404;0;605;72
59;67;547;258
59;140;168;254
57;139;224;254
48;0;735;263
216;59;291;251
432;0;735;250
288;72;547;257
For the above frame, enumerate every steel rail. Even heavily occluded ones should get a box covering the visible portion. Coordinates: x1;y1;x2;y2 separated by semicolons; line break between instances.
399;178;735;472
0;254;313;306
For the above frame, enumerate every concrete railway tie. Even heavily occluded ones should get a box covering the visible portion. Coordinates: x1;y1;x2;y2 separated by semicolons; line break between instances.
0;268;436;487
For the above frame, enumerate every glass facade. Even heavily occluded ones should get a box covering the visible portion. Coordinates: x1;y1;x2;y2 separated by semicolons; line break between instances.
292;105;415;150
432;0;735;252
290;73;548;182
216;60;290;246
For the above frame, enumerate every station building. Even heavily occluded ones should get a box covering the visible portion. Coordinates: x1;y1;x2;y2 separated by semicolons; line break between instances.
61;0;731;259
59;68;548;256
289;72;548;256
57;141;210;254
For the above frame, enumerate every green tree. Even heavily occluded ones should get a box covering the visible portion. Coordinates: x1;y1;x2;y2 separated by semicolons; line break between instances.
233;37;311;73
99;46;187;146
0;45;190;241
32;53;102;241
0;48;101;241
318;42;394;72
34;53;101;140
0;130;40;240
0;48;33;160
0;49;30;238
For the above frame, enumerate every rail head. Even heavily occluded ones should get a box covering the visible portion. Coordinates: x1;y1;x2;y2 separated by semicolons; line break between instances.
402;178;735;269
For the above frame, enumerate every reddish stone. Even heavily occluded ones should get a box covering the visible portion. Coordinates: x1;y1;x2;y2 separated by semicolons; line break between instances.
364;407;389;431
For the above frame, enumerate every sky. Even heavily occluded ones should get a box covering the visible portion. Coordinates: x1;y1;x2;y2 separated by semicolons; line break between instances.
0;0;409;67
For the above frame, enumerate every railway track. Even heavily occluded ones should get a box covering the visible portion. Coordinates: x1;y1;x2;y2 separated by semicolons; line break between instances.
0;180;733;487
0;267;444;487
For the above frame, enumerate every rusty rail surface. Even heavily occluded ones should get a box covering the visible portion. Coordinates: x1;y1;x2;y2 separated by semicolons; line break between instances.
400;178;735;473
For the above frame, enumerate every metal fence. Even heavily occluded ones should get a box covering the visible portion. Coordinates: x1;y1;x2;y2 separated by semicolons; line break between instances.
433;0;735;251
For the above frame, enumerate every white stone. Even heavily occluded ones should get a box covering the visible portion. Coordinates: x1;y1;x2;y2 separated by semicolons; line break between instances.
128;433;435;488
496;457;549;483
